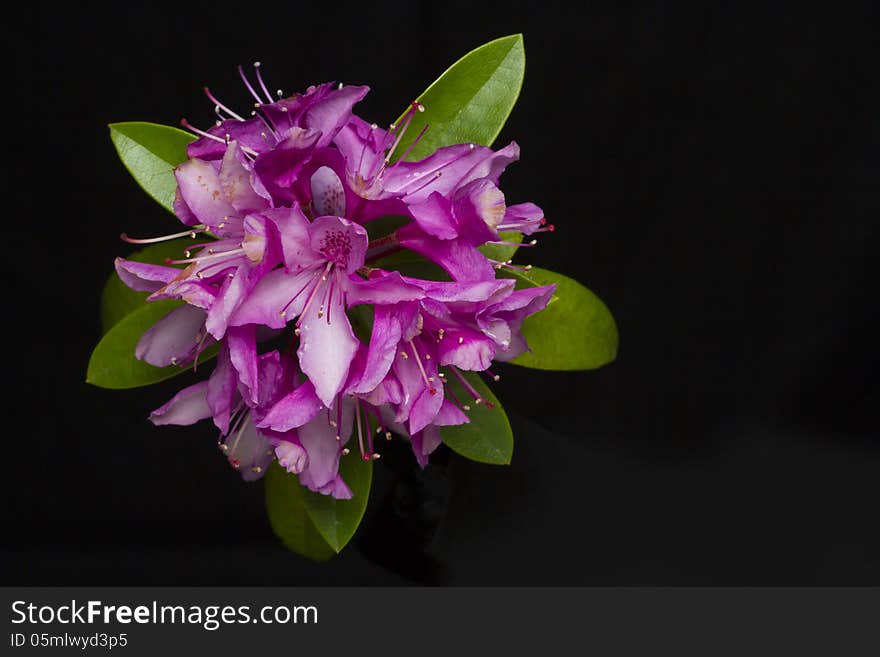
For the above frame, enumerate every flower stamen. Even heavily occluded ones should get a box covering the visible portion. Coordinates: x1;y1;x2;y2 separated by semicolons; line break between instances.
383;101;425;166
203;87;246;122
409;340;437;395
120;226;206;244
355;398;367;460
237;65;268;106
488;258;532;272
448;366;494;408
253;62;275;105
294;263;332;327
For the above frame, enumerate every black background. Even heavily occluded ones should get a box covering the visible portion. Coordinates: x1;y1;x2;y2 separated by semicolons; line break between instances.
5;1;878;584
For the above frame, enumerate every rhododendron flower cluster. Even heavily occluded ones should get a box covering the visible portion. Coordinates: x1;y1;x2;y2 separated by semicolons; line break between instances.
113;65;555;498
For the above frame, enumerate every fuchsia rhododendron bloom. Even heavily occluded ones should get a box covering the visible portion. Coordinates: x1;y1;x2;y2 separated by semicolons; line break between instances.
113;64;555;497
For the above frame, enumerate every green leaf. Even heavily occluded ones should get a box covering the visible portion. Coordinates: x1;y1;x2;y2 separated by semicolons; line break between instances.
440;371;513;464
265;452;373;560
87;299;190;389
101;238;193;333
109;122;195;214
370;250;452;281
394;34;526;161
364;215;410;240
504;267;618;371
478;230;524;263
347;303;374;343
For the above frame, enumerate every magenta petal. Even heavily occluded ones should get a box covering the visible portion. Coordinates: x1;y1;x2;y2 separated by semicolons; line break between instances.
259;206;322;272
227;325;259;405
493;332;528;362
253;127;321;204
359;376;404;406
380;144;494;202
297;282;359;407
334;115;392;182
381;141;519;202
258;380;324;432
352;195;412;222
433;399;469;426
222;419;274;482
114;258;180;292
453;179;506;245
149;381;211;426
205;265;249;339
482;284;556;358
135;304;206;367
254;350;288;410
150;278;217;310
478;316;512;352
397;227;496;281
302;84;370;148
187;116;272;160
410;425;442;469
409;191;458;239
349;305;401;395
240;214;272;266
458;141;520;188
297;412;343;490
391;341;442;431
486;284;556;316
345;271;425;307
173;188;200;226
436;327;496;371
502;202;545;235
219;142;268;214
317;474;353;499
409;387;444;436
411;277;514;304
391;346;420;424
174;158;237;229
207;343;237;434
230;266;317;329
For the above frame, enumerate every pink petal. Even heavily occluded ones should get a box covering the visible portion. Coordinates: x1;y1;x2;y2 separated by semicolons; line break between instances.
219;142;268;214
433;399;469;426
205;265;249;339
261;206;323;272
310;165;346;216
258;380;324;432
409;191;458;239
149;382;211;426
114;258;180;293
349;305;401;395
296;413;343;490
410;425;442;469
397;227;495;281
317;474;353;499
297;280;359;407
229;267;318;329
345;271;425;307
222;419;274;482
207;344;237;434
436;327;496;371
274;440;309;474
135;304;206;367
227;325;259;405
174;157;237;229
